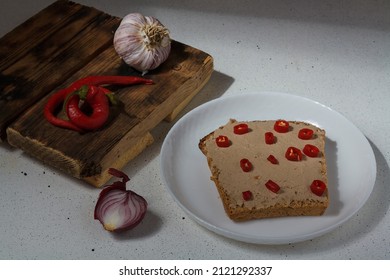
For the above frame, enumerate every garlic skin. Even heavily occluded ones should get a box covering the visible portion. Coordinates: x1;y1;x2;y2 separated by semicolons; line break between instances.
113;13;171;74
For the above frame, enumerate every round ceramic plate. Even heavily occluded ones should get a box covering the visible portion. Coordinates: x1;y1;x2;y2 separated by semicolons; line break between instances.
160;92;376;244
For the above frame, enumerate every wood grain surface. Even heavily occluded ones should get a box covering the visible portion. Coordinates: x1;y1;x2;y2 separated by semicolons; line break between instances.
1;0;213;186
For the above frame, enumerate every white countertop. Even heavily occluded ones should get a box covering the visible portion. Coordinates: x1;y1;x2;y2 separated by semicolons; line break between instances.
0;0;389;259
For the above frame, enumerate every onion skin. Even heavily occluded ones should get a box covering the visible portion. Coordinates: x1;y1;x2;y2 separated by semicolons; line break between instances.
113;13;171;74
94;168;147;232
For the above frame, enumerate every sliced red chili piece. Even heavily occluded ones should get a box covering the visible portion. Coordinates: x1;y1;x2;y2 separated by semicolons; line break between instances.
240;158;252;172
298;128;314;140
234;123;249;135
303;144;320;157
265;132;275;144
265;180;280;193
242;190;253;201
285;146;303;161
267;155;278;164
310;180;326;196
215;135;230;147
274;119;289;133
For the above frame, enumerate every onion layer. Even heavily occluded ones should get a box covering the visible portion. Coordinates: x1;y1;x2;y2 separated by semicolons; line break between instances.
94;168;147;232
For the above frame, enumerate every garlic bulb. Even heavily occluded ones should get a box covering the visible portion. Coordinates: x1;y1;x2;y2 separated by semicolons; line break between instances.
113;13;171;75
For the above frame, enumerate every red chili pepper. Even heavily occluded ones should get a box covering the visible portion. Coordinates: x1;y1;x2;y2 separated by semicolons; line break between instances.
274;119;289;133
267;155;278;164
234;123;249;135
215;135;230;148
298;128;314;140
265;180;280;193
310;180;326;196
303;144;320;157
265;132;275;144
285;146;303;161
66;85;110;131
242;190;253;201
240;158;252;172
44;76;153;132
43;87;85;133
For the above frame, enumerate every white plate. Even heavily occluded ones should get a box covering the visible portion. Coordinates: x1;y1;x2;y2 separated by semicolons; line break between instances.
160;92;376;244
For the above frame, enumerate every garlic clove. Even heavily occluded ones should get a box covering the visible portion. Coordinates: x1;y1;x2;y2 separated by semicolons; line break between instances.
113;13;171;73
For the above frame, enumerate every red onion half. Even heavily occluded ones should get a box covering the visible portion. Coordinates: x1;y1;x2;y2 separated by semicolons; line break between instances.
94;168;147;232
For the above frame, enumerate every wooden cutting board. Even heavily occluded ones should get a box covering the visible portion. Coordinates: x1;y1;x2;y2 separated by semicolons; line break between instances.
1;0;213;186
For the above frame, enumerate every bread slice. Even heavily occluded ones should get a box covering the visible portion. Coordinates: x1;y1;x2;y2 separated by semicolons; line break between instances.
199;119;328;221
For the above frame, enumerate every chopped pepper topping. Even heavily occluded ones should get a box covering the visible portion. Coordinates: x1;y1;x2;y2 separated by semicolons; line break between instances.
265;132;275;144
240;158;253;172
234;123;249;135
298;128;314;140
242;190;253;201
303;144;320;157
285;146;303;161
310;180;326;196
215;135;230;148
267;155;278;164
265;180;280;193
274;119;289;133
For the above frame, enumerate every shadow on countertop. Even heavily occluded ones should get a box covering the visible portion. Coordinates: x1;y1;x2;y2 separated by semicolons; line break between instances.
122;70;234;180
106;0;390;32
